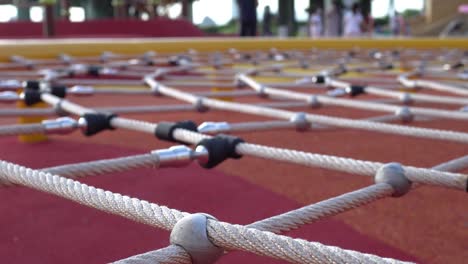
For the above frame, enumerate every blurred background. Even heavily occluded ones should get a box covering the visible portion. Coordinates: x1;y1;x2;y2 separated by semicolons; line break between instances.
0;0;466;38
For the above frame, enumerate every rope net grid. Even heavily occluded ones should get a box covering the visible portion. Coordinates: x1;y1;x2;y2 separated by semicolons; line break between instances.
0;46;467;264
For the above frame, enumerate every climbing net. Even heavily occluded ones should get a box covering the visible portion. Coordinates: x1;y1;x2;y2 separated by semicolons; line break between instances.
0;46;467;264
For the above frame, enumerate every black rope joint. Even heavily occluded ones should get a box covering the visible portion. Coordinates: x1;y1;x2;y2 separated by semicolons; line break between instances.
154;120;198;143
23;85;67;106
197;134;244;169
311;75;326;84
80;112;117;136
87;65;102;76
346;85;366;97
22;80;40;90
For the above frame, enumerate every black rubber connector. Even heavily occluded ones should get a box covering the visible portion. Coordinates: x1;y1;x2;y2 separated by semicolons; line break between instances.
451;62;464;70
23;85;67;106
49;85;67;99
23;80;40;90
197;134;244;169
81;112;117;136
312;75;326;84
346;85;366;97
155;120;198;143
87;65;102;76
168;55;192;66
23;90;42;106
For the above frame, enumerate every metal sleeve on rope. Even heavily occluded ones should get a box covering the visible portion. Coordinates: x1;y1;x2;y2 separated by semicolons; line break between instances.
155;120;198;143
196;134;244;168
345;85;366;97
87;65;102;76
22;86;67;106
23;80;40;90
78;112;117;136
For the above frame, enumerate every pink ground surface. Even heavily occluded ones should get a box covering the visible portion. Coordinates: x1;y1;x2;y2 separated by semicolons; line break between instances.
0;87;467;263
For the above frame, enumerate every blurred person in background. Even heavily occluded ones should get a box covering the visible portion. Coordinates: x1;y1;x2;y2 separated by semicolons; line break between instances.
237;0;258;37
390;12;407;36
343;3;364;37
308;6;323;38
325;0;342;37
262;5;273;36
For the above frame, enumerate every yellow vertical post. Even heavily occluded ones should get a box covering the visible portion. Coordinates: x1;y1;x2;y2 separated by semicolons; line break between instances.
16;101;48;143
211;65;234;102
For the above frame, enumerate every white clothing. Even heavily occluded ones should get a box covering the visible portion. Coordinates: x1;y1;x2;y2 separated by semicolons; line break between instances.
343;11;363;37
309;13;322;38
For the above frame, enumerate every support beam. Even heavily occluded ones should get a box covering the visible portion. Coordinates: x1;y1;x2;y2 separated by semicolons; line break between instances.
15;0;30;21
181;0;193;22
84;0;113;20
278;0;296;36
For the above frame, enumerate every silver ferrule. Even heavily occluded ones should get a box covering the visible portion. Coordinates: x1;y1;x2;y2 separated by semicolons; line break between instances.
194;97;209;112
0;80;22;89
194;145;209;165
77;117;88;134
197;122;231;134
100;51;115;62
42;117;79;135
0;91;20;102
399;93;413;105
457;71;468;80
58;54;73;64
327;88;347;97
69;64;88;75
290;112;311;131
152;145;196;168
307;95;321;108
100;68;118;75
395;107;414;123
69;85;95;96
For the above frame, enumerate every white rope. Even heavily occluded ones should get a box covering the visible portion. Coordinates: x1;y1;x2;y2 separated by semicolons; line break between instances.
0;160;187;229
365;86;468;105
0;160;410;264
0;123;45;136
0;108;56;117
240;75;468;121
153;83;468;144
43;153;159;178
113;245;191;264
248;183;394;233
234;143;468;191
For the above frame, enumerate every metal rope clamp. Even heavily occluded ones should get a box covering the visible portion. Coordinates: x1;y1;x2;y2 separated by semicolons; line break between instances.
170;213;223;264
375;162;412;197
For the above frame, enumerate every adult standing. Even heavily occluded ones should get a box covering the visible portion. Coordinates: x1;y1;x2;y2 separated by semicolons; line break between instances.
343;3;364;37
262;5;273;36
325;0;342;37
237;0;258;37
308;6;323;38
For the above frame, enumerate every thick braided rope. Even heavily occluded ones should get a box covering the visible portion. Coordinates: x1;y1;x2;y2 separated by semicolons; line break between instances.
0;123;45;136
0;160;409;263
207;219;411;264
248;183;394;233
155;84;468;144
113;245;191;264
170;129;468;190
234;143;468;191
0;161;187;230
248;154;468;234
43;153;159;178
241;75;468;120
365;86;468;105
0;108;56;117
416;79;468;96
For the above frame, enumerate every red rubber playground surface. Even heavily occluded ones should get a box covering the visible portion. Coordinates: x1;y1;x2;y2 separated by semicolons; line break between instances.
0;50;467;263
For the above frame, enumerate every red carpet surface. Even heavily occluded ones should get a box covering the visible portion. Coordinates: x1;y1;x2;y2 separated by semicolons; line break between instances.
0;137;420;263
